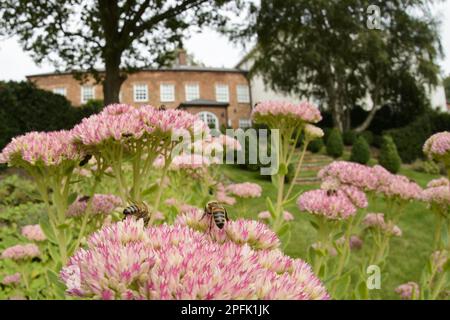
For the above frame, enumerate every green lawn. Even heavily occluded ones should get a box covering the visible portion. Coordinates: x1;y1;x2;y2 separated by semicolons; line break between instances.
222;161;440;299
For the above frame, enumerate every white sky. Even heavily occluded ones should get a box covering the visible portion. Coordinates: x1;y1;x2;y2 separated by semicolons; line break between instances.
0;2;449;81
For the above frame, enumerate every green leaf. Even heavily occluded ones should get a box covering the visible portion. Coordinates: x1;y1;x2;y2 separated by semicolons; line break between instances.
46;269;66;299
333;274;351;299
47;243;60;261
277;223;291;237
357;280;369;300
67;192;78;205
265;197;276;218
141;183;158;197
309;219;319;230
278;163;288;176
57;223;70;230
39;216;57;244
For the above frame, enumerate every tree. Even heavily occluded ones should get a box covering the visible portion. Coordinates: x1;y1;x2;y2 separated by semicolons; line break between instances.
444;76;450;103
234;0;442;132
0;0;237;104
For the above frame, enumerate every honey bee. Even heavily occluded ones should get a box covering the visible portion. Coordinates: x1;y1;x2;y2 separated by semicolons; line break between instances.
326;189;338;196
201;200;229;230
78;195;90;202
158;105;166;111
79;154;92;166
123;202;150;225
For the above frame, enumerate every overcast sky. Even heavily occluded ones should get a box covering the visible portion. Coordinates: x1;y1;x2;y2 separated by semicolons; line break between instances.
1;2;449;81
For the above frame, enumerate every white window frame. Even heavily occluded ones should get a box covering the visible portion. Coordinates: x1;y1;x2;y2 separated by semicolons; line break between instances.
198;111;219;129
160;83;175;102
215;84;229;102
236;84;250;103
185;83;200;101
239;119;252;128
133;84;149;102
81;85;95;104
52;87;67;96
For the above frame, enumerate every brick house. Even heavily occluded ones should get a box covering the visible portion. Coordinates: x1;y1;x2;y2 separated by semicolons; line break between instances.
26;52;252;129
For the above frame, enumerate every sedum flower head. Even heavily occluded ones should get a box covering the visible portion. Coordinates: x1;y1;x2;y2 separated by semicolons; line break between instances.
0;130;81;166
252;101;322;127
297;189;357;220
61;218;329;300
1;243;40;261
226;182;263;199
21;224;46;242
423;131;450;161
66;194;122;217
395;282;419;300
2;273;21;286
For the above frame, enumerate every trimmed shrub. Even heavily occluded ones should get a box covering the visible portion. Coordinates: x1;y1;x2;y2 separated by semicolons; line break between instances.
385;110;450;163
323;127;332;144
343;131;357;146
359;131;374;146
308;138;324;153
378;135;401;173
411;159;440;175
326;128;344;158
350;136;370;164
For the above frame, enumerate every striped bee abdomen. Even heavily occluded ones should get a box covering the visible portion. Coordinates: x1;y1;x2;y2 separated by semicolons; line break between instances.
123;203;150;226
213;210;227;229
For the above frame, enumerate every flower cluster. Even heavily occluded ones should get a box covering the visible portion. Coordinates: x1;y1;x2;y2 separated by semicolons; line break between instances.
427;177;449;188
336;235;364;250
66;194;122;217
60;218;329;300
72;104;205;148
258;210;294;221
304;124;324;141
422;185;450;207
395;282;419;300
21;224;46;242
252;101;322;125
319;162;423;201
225;183;263;199
175;209;280;250
1;244;40;261
423;131;450;161
1;273;21;286
215;183;237;205
297;189;358;220
362;213;402;237
0;130;81;166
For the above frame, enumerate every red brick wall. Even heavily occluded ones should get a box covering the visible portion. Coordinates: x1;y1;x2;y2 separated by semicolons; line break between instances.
27;70;252;128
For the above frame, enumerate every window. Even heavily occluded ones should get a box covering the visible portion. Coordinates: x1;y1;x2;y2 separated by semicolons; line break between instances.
185;83;200;101
239;119;252;128
237;85;250;103
160;84;175;102
133;84;148;102
53;87;66;96
198;111;219;129
81;86;95;103
215;84;229;102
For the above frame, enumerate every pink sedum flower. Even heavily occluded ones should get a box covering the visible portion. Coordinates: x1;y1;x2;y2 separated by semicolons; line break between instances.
61;219;329;300
67;194;122;217
336;235;363;250
2;273;21;286
319;161;378;191
0;130;81;166
283;211;294;221
423;185;450;207
304;124;324;140
297;189;357;220
226;182;262;199
21;224;46;242
395;282;419;300
426;177;449;188
258;211;272;220
362;213;402;237
423;131;450;161
252;101;322;125
1;244;40;261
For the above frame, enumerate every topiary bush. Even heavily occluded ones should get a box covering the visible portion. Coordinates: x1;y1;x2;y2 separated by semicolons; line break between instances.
343;131;357;146
308;138;324;153
359;131;374;146
326;128;344;158
350;136;370;164
378;135;402;173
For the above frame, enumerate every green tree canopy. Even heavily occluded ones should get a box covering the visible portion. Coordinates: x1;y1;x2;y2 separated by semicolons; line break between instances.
232;0;442;132
0;0;240;104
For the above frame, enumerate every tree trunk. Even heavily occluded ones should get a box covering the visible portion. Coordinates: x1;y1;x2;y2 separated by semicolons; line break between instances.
103;52;124;105
354;91;380;133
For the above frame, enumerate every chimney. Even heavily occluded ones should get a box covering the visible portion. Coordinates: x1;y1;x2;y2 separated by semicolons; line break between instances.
177;48;187;66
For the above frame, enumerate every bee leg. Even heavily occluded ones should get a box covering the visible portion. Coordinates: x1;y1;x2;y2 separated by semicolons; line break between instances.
225;208;229;222
200;211;207;221
208;216;213;233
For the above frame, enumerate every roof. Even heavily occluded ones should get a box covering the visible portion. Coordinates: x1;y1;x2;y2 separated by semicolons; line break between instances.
26;66;248;78
178;99;229;107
